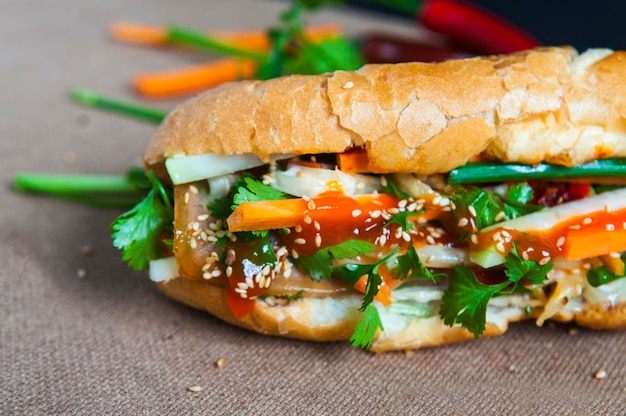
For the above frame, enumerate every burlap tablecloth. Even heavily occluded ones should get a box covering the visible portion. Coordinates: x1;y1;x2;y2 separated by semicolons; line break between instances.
3;1;625;414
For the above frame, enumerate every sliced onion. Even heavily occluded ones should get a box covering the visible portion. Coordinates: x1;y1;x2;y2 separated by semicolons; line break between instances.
416;245;468;268
269;165;382;197
149;257;179;282
207;174;234;201
390;173;435;197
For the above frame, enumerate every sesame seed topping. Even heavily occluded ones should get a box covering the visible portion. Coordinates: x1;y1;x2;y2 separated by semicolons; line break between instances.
352;209;362;218
294;238;306;245
237;282;248;290
496;242;506;253
426;235;435;245
184;192;190;204
380;176;388;187
378;235;387;247
458;217;469;227
394;227;403;239
398;199;408;209
307;200;317;210
303;215;312;224
189;239;197;249
556;236;566;247
370;210;382;219
606;224;615;231
610;252;621;258
470;234;479;245
388;208;400;214
467;205;477;217
226;266;233;277
315;234;322;247
188;385;203;393
295;225;302;233
583;217;592;225
314;221;321;231
538;257;551;265
402;231;411;242
494;211;506;222
343;81;354;89
197;214;209;221
189;185;198;194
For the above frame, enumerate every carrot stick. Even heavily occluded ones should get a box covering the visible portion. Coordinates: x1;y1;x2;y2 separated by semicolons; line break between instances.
337;149;370;173
109;21;342;50
109;22;168;45
228;198;309;232
133;58;257;98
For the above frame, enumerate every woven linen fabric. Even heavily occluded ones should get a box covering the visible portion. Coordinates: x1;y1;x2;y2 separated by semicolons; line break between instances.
2;1;625;414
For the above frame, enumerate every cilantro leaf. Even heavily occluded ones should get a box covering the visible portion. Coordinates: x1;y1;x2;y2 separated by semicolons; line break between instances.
504;245;552;286
382;175;410;199
232;176;287;208
393;245;445;283
350;304;384;350
386;211;417;231
451;187;502;231
498;182;544;218
440;265;508;338
297;240;375;281
111;172;173;271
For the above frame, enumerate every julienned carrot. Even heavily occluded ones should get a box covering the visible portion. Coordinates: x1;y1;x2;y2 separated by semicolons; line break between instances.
109;22;168;45
228;198;309;232
133;58;257;98
337;149;370;173
561;210;626;260
109;21;342;50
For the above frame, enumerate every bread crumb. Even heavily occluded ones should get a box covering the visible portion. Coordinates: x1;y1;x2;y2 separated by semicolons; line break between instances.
215;358;226;368
594;369;607;379
187;385;203;392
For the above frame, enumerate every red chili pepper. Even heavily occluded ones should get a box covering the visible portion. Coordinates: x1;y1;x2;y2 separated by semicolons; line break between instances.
361;32;472;63
419;0;541;54
347;0;540;56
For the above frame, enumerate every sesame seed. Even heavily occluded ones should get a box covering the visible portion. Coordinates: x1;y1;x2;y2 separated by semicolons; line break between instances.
402;231;411;242
197;214;210;221
188;385;203;393
458;217;469;227
594;369;607;379
492;232;502;242
295;225;302;233
496;242;506;253
258;275;266;288
307;200;317;210
189;185;199;194
378;235;387;247
215;358;226;368
407;202;419;212
203;272;211;280
303;215;312;224
398;199;408;209
522;250;529;261
426;235;435;245
294;238;306;245
314;221;321;231
370;210;382;219
610;252;621;258
494;211;506;222
192;222;200;231
238;282;249;290
542;250;550;257
432;196;442;206
343;81;354;89
470;234;479;245
583;217;592;225
538;257;551;265
380;177;388;187
184;192;190;204
315;234;322;247
394;227;403;239
265;278;272;288
226;266;233;277
388;208;400;214
247;275;256;287
262;264;271;276
606;224;615;231
276;247;289;258
468;205;477;217
211;269;221;278
189;239;197;249
291;249;299;259
556;236;566;247
352;209;362;218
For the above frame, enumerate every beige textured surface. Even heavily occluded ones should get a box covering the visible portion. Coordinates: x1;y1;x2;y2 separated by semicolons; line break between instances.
145;46;626;175
3;1;626;414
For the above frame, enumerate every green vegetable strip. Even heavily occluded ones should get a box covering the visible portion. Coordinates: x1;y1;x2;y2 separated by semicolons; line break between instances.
70;88;168;124
167;25;268;61
447;159;626;184
13;172;146;208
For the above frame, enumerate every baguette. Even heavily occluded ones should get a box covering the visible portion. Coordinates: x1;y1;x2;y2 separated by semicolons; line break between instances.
136;47;626;352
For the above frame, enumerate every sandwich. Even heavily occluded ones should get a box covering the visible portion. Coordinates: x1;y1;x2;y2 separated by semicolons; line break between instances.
114;46;626;352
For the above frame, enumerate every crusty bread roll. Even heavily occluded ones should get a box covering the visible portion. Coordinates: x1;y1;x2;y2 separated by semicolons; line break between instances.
143;47;626;352
145;47;626;175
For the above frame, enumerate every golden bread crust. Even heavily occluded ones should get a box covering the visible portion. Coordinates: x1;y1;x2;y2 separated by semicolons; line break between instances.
144;47;626;176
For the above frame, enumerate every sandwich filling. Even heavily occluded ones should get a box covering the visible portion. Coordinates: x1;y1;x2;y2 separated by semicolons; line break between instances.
128;150;626;348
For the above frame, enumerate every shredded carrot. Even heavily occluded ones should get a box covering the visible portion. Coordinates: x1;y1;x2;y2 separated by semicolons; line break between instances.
337;149;370;173
562;221;626;260
109;21;342;50
132;58;257;98
228;198;309;232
